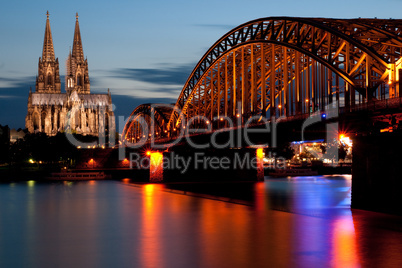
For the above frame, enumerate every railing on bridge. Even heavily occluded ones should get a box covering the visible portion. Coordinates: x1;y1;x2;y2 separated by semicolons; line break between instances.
339;97;402;114
122;96;402;147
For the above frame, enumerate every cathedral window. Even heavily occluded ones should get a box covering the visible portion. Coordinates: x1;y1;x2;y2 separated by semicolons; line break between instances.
77;74;82;86
33;113;40;131
57;112;60;131
105;113;109;133
45;72;53;88
68;78;74;88
41;111;47;131
75;110;81;129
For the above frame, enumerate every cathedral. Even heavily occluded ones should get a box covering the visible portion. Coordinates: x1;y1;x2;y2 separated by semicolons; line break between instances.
25;12;115;137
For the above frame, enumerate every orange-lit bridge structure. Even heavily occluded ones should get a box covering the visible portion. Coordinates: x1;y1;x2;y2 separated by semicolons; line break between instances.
123;17;402;144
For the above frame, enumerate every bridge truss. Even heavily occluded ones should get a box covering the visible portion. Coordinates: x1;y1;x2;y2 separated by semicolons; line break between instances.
123;103;173;143
124;17;402;142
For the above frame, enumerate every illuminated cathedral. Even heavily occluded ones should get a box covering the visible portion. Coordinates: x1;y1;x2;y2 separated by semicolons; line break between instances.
25;12;115;137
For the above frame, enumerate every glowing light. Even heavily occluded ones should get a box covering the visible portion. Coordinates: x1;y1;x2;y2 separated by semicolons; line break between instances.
256;148;264;181
220;117;224;121
173;128;176;131
340;135;353;147
322;113;327;119
146;151;151;156
29;159;34;164
332;217;359;267
27;180;35;187
164;130;167;133
305;98;309;102
77;146;81;149
206;120;210;124
183;126;186;129
236;114;240;118
278;105;282;108
89;158;94;163
144;183;156;196
150;152;163;182
256;148;264;158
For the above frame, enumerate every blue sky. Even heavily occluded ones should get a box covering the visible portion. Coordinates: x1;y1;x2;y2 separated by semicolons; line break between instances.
1;0;402;130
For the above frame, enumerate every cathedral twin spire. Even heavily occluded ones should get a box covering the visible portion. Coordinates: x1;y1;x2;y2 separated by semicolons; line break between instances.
72;13;84;62
26;12;115;137
42;11;55;62
36;11;89;94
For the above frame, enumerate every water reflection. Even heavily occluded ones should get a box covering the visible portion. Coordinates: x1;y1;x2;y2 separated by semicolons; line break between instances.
0;176;401;268
262;175;352;217
332;217;359;268
141;184;163;268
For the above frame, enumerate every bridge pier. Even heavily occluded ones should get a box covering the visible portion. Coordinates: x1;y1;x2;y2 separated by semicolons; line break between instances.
352;132;402;215
162;148;263;182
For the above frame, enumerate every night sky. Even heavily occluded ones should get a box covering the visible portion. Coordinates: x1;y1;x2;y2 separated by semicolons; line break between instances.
1;0;401;131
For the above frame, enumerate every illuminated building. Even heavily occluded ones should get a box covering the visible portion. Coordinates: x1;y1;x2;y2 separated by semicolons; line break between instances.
25;12;115;136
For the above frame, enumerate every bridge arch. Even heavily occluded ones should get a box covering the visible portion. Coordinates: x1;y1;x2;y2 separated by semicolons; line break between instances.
167;17;402;132
123;103;173;143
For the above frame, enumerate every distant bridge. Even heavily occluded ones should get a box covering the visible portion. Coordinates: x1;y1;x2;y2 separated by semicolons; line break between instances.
123;17;402;144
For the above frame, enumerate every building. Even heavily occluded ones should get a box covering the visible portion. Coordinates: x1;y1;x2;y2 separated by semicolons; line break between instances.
25;12;115;137
9;128;26;143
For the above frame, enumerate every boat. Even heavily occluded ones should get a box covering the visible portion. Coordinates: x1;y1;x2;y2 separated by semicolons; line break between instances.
269;168;318;177
47;171;109;181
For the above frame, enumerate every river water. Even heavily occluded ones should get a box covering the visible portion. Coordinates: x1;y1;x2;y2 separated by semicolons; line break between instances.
0;175;401;268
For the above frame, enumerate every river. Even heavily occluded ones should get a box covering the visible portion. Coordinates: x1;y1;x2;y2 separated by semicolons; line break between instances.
0;175;401;268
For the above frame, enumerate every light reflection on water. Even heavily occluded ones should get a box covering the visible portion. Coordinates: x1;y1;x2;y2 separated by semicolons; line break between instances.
0;175;401;268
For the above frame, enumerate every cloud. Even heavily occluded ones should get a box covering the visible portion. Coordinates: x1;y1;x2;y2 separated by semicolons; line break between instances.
0;75;35;90
109;62;195;86
91;62;195;101
0;95;17;99
0;62;195;129
0;76;34;129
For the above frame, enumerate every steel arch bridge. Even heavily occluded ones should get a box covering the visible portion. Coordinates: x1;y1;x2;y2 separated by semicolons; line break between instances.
123;17;402;143
123;103;173;143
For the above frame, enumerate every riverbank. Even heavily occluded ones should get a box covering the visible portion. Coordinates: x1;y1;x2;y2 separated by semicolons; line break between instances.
0;164;351;183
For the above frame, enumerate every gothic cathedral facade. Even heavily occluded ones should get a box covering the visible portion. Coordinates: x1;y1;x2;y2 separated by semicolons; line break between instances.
26;12;115;137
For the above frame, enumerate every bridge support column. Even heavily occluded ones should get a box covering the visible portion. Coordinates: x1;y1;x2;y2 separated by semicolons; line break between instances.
256;148;264;181
352;133;402;215
149;151;163;182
